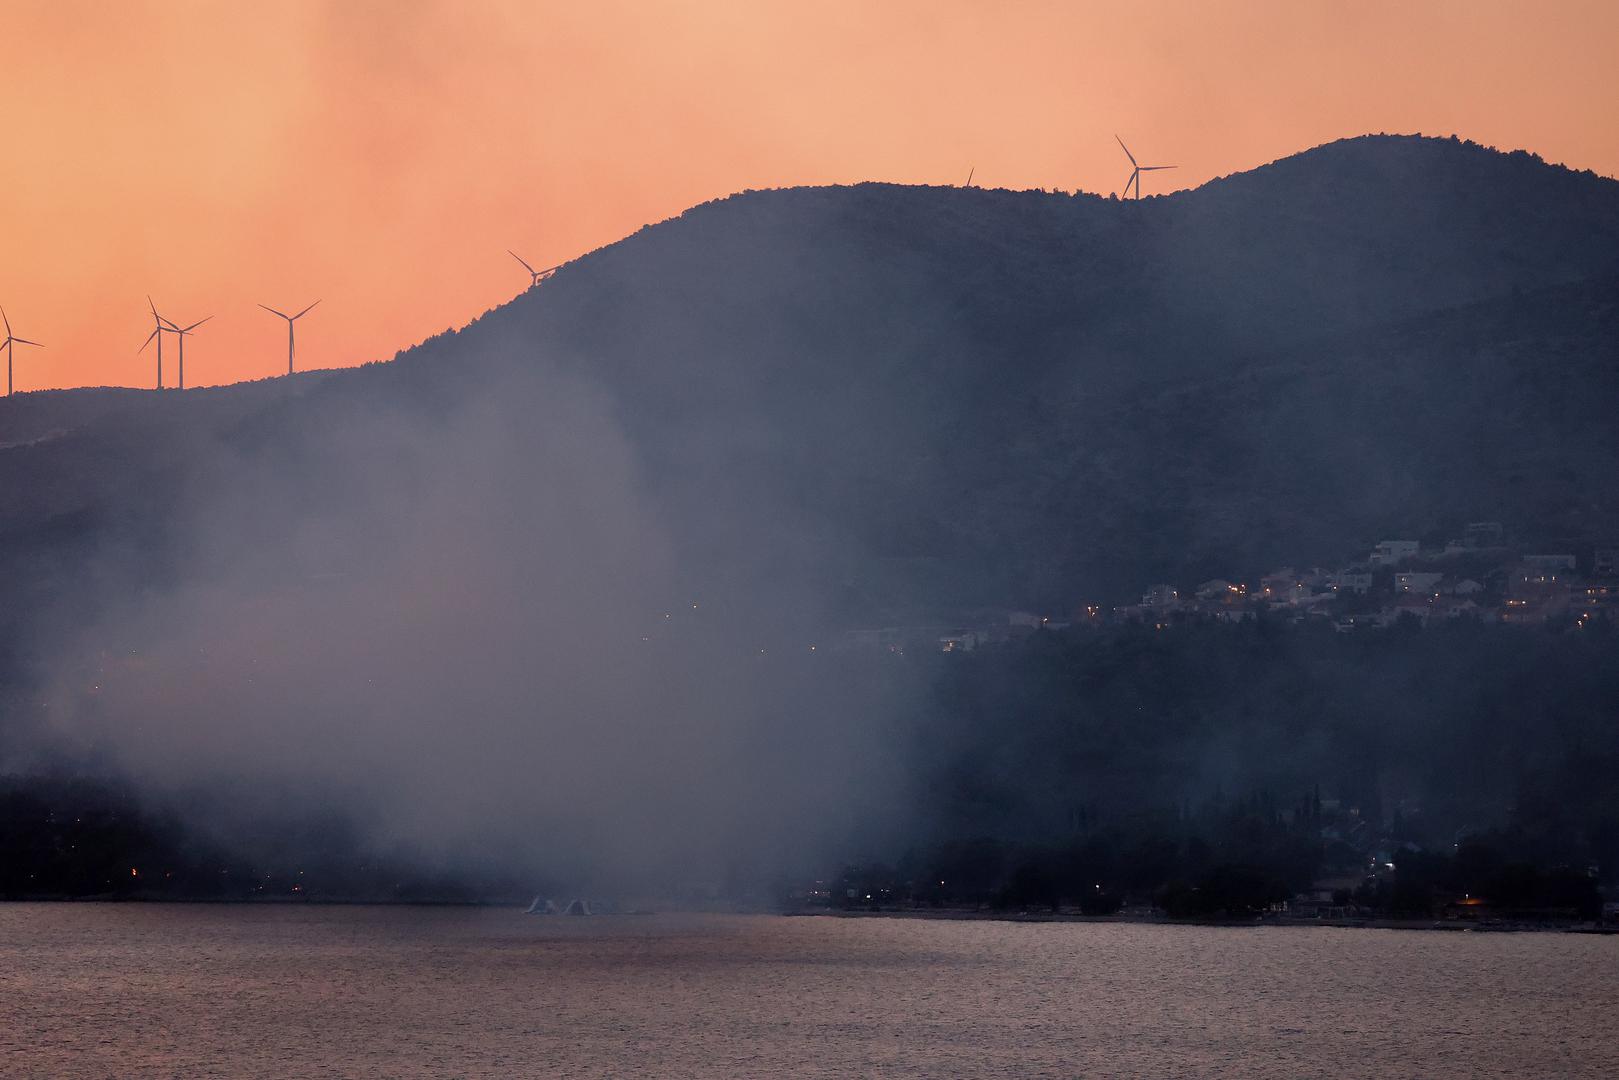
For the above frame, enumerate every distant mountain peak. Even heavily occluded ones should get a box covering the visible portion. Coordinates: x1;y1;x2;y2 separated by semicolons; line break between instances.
1193;131;1615;200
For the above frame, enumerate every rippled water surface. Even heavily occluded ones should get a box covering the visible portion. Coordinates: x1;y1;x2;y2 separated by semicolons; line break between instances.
1;905;1615;1078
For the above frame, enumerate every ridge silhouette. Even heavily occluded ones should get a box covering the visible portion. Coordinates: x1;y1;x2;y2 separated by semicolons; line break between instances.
3;133;1618;616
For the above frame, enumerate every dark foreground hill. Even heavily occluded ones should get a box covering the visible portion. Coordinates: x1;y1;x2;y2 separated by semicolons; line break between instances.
4;133;1619;635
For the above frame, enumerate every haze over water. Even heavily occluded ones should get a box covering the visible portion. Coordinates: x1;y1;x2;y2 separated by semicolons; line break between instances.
2;906;1614;1078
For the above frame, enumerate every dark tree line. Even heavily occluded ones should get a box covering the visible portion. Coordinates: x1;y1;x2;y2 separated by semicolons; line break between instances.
828;617;1619;919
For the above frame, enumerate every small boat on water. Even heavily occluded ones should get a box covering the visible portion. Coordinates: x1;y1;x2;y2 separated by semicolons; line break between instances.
525;896;558;915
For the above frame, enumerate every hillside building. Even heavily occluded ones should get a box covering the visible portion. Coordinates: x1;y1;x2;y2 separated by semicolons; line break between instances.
1502;566;1573;623
1396;571;1444;594
1195;579;1241;601
1333;567;1373;594
1141;584;1179;609
1259;569;1297;598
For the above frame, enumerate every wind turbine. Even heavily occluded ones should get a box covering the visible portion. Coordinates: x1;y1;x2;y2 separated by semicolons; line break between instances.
508;250;559;289
1;307;42;396
258;300;319;376
1115;135;1177;200
171;315;211;391
139;297;178;390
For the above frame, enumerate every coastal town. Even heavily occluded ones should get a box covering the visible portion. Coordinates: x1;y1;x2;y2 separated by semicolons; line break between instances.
841;523;1619;653
811;521;1619;930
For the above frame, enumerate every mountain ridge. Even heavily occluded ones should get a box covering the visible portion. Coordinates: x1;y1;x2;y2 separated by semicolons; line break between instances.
4;133;1619;633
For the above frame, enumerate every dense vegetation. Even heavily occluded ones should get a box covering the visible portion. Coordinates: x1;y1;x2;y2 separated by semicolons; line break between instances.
4;616;1616;913
0;774;522;903
826;616;1618;918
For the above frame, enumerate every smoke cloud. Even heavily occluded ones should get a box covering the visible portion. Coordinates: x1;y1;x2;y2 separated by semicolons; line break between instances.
33;332;915;894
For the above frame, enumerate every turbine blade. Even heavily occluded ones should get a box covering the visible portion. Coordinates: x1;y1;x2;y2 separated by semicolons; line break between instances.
1140;165;1177;171
183;316;212;332
138;328;159;353
292;300;321;320
159;316;179;329
1115;135;1137;167
1;307;10;336
509;250;536;274
258;303;289;319
14;337;41;347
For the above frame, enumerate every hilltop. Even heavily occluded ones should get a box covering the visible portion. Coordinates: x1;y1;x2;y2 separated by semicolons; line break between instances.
3;134;1619;638
445;133;1619;607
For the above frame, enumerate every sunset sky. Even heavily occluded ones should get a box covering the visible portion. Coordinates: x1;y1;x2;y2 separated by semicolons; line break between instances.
1;0;1614;392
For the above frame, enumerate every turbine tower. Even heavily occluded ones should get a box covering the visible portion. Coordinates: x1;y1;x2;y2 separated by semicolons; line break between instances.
1115;135;1177;200
508;250;559;289
139;297;178;390
258;300;320;376
171;315;212;391
1;307;43;397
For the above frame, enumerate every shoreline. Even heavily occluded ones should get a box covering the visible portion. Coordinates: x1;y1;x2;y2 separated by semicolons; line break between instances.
0;895;500;907
4;897;1615;934
793;906;1619;935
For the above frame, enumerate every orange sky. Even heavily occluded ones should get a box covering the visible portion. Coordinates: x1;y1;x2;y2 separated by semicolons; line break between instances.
1;0;1615;392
